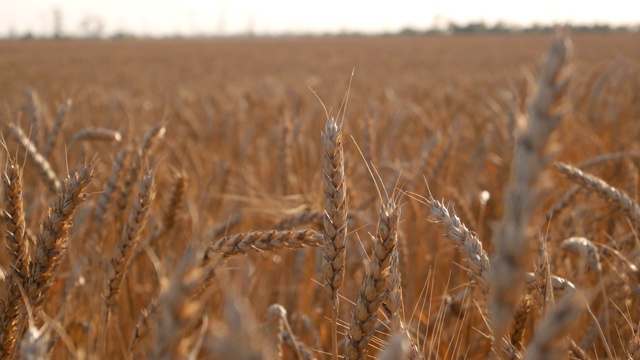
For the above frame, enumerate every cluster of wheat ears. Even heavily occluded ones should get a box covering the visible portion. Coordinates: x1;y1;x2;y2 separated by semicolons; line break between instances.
1;31;640;359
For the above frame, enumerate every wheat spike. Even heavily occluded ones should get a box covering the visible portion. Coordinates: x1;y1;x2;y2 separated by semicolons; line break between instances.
27;161;95;311
0;160;29;359
345;200;399;360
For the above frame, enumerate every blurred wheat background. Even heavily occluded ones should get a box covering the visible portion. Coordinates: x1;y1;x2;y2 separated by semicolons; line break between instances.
1;31;640;359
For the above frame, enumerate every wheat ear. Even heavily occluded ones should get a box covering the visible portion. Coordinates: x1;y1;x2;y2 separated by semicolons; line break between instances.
276;208;324;230
205;229;323;260
345;200;399;360
23;89;41;149
128;297;159;358
378;333;411;360
524;273;576;297
282;331;318;360
0;160;29;359
42;98;71;159
161;171;187;233
27;161;95;311
103;171;154;308
556;162;640;223
277;116;293;195
510;295;532;351
568;339;592;360
489;32;571;343
534;235;554;314
68;127;122;148
523;292;585;360
93;147;130;226
321;115;348;360
98;170;154;355
9;123;61;194
322;116;348;295
428;198;490;296
263;304;286;360
152;247;205;360
559;237;602;274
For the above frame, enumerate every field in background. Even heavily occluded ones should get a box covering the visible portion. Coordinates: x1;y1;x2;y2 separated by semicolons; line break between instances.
0;33;639;359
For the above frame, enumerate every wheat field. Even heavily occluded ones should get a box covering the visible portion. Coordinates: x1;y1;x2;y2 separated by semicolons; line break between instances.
1;31;640;359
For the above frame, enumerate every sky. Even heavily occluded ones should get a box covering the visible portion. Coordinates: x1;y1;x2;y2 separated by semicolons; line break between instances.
0;0;638;37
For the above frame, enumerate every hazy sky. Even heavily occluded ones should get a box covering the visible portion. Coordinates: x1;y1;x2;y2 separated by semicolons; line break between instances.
1;0;637;37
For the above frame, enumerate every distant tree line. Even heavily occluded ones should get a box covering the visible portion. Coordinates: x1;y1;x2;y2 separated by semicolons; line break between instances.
397;21;639;36
4;10;638;40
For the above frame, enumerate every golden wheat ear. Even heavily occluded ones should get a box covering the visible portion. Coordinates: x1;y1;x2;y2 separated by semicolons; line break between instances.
489;32;572;345
345;200;399;360
321;114;348;360
0;159;28;359
27;161;96;312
